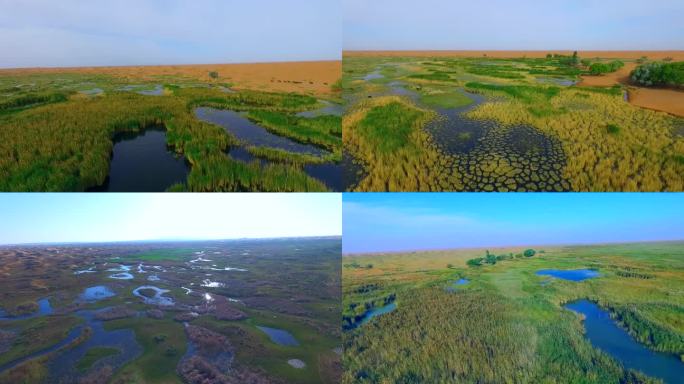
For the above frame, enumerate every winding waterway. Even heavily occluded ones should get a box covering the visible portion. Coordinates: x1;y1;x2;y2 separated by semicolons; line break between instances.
565;300;684;384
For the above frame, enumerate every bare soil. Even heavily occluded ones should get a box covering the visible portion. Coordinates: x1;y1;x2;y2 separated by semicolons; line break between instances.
0;61;341;96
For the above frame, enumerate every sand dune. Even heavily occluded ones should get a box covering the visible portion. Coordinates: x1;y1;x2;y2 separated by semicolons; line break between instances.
0;61;341;95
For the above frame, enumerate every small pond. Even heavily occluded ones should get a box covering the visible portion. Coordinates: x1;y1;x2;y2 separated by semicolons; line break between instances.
363;70;384;81
132;286;175;306
565;300;683;384
79;286;115;302
537;269;600;281
79;88;103;96
88;126;189;192
356;302;397;328
535;77;576;86
0;298;53;320
454;278;469;285
256;326;299;346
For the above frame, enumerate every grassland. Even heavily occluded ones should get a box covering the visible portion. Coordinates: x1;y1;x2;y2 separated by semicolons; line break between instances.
343;52;684;191
0;62;342;191
342;242;684;383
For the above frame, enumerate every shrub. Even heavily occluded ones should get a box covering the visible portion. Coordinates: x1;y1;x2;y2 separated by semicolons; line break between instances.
588;61;623;75
208;71;219;80
631;61;684;87
467;258;484;267
523;249;536;258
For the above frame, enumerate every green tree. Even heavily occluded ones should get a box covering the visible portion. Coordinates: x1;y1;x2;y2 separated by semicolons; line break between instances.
523;249;536;258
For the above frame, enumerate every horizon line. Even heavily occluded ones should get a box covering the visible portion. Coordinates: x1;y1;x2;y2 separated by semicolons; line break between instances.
343;238;684;257
343;49;684;53
0;234;342;248
0;58;342;72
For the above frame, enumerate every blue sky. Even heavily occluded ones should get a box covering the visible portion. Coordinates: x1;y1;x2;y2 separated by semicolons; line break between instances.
343;193;684;254
0;0;340;68
344;0;684;50
0;193;341;245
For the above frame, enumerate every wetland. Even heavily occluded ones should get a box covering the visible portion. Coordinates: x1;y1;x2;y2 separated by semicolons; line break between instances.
0;237;341;384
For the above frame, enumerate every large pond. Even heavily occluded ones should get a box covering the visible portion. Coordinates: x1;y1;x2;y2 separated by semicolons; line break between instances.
256;326;299;346
365;80;571;191
565;300;683;384
537;269;600;281
195;107;342;191
88;126;189;192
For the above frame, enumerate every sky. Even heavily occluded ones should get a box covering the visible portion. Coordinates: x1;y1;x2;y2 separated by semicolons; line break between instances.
343;193;684;254
0;0;340;68
0;193;341;245
344;0;684;51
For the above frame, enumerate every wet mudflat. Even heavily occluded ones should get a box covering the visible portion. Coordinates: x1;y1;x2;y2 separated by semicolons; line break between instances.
386;81;571;191
88;126;189;192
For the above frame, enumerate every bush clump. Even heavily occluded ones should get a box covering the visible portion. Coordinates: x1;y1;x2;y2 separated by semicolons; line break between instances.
631;61;684;87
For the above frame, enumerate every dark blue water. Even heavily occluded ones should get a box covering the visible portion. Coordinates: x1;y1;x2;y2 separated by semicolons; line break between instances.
537;269;600;281
0;298;53;320
88;126;189;192
303;162;343;191
256;326;299;346
565;300;684;384
79;286;115;302
194;107;326;156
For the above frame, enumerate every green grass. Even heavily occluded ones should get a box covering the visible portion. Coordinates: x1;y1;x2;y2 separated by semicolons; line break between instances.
419;90;473;108
122;248;197;261
76;346;120;372
357;102;424;155
342;242;684;383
